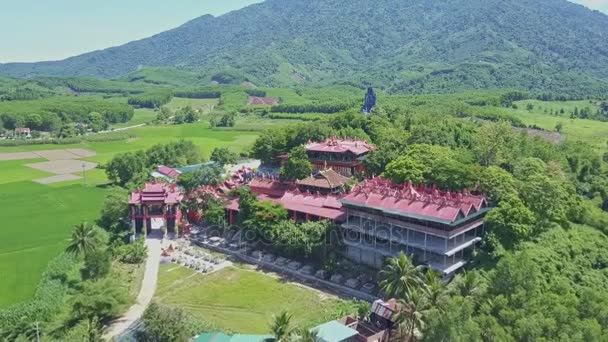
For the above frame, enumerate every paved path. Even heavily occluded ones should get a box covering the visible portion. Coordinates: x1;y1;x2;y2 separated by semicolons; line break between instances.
104;237;161;341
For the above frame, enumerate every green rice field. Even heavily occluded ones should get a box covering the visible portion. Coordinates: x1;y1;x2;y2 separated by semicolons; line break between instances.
0;118;272;308
154;265;345;333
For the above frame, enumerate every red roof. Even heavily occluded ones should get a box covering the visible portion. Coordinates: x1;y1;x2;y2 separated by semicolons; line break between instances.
250;178;293;198
129;182;184;205
227;187;345;221
156;165;182;179
15;127;30;133
305;137;375;156
248;96;279;106
342;178;487;223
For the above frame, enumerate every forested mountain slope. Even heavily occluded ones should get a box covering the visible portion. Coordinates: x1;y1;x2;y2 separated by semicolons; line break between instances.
1;0;608;95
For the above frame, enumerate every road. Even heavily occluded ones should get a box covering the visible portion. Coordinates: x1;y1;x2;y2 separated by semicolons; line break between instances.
104;236;161;341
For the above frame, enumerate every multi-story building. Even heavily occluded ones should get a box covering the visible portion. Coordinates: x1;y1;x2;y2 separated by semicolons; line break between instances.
305;137;375;177
340;178;490;276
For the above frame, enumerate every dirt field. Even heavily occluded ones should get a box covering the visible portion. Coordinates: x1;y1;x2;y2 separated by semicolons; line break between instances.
25;160;97;175
0;148;98;184
248;96;279;106
33;174;83;184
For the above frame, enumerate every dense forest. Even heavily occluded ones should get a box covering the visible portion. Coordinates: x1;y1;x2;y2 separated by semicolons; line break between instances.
1;0;608;96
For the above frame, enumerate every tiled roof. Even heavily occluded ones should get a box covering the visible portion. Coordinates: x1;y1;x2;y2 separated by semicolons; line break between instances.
156;165;182;180
305;137;375;155
341;177;487;223
249;178;293;198
227;188;345;221
296;169;350;189
129;182;183;204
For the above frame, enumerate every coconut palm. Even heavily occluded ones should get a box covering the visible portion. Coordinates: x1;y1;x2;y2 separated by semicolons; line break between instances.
290;328;318;342
423;270;447;309
395;288;430;342
379;252;425;301
451;271;483;299
65;222;100;257
270;311;293;342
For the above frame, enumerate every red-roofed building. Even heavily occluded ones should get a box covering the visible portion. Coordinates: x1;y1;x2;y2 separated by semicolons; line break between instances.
305;137;375;177
340;178;490;275
129;182;184;235
225;178;345;225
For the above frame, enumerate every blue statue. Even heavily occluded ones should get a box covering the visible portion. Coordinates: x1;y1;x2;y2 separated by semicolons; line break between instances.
362;87;377;114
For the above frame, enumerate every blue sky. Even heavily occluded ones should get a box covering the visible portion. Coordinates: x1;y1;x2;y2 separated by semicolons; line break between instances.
0;0;605;63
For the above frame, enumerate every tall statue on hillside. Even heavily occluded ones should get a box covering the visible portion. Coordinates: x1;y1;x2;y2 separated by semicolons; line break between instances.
362;87;377;114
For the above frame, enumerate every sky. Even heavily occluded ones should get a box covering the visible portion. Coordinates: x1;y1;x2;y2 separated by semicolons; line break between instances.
0;0;262;63
0;0;606;63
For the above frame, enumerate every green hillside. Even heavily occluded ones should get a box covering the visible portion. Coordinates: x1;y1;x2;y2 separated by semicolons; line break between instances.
1;0;607;95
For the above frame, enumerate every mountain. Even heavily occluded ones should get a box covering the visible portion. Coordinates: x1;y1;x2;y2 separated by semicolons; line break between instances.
2;0;608;95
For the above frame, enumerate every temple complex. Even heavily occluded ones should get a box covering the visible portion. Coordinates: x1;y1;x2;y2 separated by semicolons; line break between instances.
340;178;489;275
305;137;375;177
129;182;183;235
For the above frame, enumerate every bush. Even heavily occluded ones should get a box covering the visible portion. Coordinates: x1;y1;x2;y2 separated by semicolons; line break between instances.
116;238;148;264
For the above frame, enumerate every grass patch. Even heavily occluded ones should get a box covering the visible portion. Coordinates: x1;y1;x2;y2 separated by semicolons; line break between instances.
0;182;107;307
501;106;608;152
111;109;157;128
154;265;345;333
165;97;218;112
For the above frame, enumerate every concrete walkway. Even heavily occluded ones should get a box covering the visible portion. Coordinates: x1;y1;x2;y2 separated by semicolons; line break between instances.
104;236;162;341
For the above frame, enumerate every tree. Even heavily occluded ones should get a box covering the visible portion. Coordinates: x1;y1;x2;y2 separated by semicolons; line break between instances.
472;121;517;167
82;248;112;280
97;187;130;233
245;201;288;238
555;122;563;133
105;150;148;186
292;328;318;342
280;146;313;181
210;147;238;166
88;112;107;132
116;237;148;264
395;288;429;342
157;107;173;122
177;165;223;193
71;278;128;323
137;303;206;342
270;311;293;342
476;166;518;203
58;123;78;138
485;194;536;250
379;252;425;301
383;156;427;184
66;223;102;257
449;272;484;300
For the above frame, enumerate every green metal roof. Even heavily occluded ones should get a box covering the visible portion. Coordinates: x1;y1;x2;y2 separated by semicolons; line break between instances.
229;334;274;342
312;321;358;342
193;332;231;342
193;332;273;342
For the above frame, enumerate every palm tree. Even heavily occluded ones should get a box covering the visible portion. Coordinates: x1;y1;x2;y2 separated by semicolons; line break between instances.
379;252;425;301
395;289;430;342
270;311;293;342
65;222;100;257
423;270;446;309
451;271;483;299
290;328;318;342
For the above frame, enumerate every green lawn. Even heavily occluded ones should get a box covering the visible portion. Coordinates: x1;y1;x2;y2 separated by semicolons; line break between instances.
165;97;218;112
501;104;608;152
0;181;107;307
111;109;157;128
155;265;345;333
